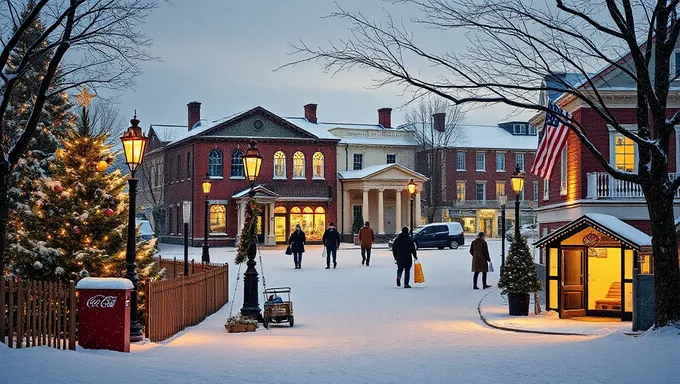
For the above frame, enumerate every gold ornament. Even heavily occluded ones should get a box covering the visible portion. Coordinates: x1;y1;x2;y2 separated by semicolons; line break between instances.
74;85;96;107
96;160;108;172
55;148;65;159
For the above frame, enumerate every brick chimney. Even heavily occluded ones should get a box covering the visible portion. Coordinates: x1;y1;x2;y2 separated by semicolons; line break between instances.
433;112;446;132
304;103;318;123
187;101;201;130
378;107;392;128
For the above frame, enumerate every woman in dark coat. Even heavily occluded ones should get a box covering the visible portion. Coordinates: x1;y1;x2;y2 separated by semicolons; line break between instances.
470;232;491;289
392;227;418;288
288;224;306;269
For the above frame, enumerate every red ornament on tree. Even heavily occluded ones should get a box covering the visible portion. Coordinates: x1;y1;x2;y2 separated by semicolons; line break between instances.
105;208;114;217
73;225;81;234
54;184;63;193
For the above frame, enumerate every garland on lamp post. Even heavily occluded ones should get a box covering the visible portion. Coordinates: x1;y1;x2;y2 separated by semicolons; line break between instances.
235;198;261;265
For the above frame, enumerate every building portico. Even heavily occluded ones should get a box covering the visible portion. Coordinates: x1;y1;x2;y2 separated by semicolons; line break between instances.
339;164;427;236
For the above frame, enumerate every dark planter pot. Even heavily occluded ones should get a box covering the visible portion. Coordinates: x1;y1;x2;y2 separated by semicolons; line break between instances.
507;293;530;316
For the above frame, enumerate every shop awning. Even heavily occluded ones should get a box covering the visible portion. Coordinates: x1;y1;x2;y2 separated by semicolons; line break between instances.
534;213;652;250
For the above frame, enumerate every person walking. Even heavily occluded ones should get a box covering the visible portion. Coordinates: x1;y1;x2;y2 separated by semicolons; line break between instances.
288;224;306;269
470;232;492;290
322;222;341;269
392;227;418;288
358;221;375;266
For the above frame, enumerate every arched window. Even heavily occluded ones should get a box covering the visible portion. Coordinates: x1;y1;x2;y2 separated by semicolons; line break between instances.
209;205;226;233
293;151;305;179
290;206;301;214
231;149;244;177
274;151;286;178
208;150;222;177
274;206;287;214
312;152;324;179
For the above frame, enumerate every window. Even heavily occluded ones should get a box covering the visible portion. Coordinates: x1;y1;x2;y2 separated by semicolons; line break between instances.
186;152;191;179
290;206;326;241
513;124;527;134
209;205;226;233
456;182;466;201
274;151;286;179
496;152;505;172
456;152;466;170
230;149;244;177
293;151;305;178
313;152;324;179
676;51;680;77
516;153;525;172
476;153;485;171
353;153;363;170
168;208;173;234
495;182;505;199
176;155;181;180
154;164;160;187
529;125;537;135
518;188;525;201
208;149;223;177
543;178;550;200
614;135;635;172
386;154;397;164
475;182;486;201
168;157;174;182
560;145;568;195
533;182;539;202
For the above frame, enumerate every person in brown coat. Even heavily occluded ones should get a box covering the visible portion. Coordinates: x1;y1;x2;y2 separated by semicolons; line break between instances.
470;232;492;290
358;221;376;266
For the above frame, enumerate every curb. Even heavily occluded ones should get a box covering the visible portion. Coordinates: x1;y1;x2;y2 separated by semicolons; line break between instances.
477;290;591;337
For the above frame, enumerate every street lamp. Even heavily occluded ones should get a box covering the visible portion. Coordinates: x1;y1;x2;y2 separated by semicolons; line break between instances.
511;165;525;242
407;179;416;234
201;173;212;263
120;113;148;342
240;140;263;320
499;195;507;274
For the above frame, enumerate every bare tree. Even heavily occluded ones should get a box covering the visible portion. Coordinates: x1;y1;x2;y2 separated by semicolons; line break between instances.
402;95;465;222
89;99;126;143
138;157;164;236
285;0;680;327
0;0;155;274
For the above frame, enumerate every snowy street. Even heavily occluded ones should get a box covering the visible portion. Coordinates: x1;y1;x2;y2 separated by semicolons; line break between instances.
2;240;679;384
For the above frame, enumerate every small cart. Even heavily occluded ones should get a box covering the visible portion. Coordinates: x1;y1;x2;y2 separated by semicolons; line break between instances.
263;287;294;328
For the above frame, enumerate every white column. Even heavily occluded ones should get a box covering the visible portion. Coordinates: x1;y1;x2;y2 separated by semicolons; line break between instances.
238;202;245;232
377;189;385;234
362;188;370;224
395;189;402;233
268;203;276;245
343;188;351;233
415;191;422;226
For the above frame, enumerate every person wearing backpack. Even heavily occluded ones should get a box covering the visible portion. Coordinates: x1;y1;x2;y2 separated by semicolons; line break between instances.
358;221;376;266
322;222;341;269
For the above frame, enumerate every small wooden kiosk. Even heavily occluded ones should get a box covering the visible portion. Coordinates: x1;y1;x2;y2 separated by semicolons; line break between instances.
534;214;652;320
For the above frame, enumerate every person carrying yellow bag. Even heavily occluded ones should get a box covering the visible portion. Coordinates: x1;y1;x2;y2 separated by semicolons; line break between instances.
413;260;424;284
391;227;418;288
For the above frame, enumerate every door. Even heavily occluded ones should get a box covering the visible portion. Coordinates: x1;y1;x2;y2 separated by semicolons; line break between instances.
560;248;586;318
481;219;493;237
275;216;287;243
418;226;436;247
384;205;395;234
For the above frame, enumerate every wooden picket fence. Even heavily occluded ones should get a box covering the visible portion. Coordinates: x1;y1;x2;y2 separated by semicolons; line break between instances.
0;277;77;350
144;264;229;342
158;257;222;279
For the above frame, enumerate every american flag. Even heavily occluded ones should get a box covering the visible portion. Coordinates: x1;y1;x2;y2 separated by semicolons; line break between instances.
530;100;572;179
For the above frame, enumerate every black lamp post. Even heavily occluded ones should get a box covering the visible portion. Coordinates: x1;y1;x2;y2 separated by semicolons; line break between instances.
240;140;263;320
201;173;212;263
499;195;507;274
120;113;148;342
511;165;525;242
407;179;416;234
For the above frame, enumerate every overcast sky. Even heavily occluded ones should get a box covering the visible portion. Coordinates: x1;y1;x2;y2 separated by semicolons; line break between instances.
109;0;532;130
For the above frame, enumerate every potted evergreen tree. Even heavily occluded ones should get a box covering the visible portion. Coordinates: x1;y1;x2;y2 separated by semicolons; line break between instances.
352;212;364;245
497;236;542;316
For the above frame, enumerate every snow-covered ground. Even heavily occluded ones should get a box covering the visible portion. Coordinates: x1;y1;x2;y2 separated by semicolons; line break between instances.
2;240;679;384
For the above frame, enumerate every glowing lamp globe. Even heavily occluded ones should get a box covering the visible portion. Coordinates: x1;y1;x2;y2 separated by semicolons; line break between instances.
242;140;263;182
407;179;417;195
202;173;212;195
511;165;525;194
120;114;148;174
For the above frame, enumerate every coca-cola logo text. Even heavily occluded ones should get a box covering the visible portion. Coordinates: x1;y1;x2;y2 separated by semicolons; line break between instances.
86;295;117;308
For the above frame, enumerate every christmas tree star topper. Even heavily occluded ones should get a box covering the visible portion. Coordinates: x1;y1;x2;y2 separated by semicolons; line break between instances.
74;85;96;107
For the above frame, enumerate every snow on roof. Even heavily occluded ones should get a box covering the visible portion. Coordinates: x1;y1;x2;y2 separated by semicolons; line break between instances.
585;213;652;247
338;136;417;146
149;124;187;143
166;110;249;145
231;185;279;199
454;125;537;150
339;164;393;179
76;277;134;290
544;73;587;102
283;117;373;140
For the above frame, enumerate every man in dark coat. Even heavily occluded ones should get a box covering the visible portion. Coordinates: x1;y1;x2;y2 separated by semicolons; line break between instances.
322;222;341;269
470;232;492;289
392;227;418;288
288;224;306;269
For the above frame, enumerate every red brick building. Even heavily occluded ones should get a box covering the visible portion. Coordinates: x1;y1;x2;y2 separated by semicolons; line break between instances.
142;103;339;246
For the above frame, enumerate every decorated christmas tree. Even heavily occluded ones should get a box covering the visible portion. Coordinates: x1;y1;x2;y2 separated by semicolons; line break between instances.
351;211;364;234
9;93;160;282
497;236;542;294
236;197;261;264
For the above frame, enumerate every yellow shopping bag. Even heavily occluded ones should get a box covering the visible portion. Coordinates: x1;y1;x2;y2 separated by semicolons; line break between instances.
414;261;425;284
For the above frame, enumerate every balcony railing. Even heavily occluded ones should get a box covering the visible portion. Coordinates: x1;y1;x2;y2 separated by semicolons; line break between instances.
453;199;534;209
586;172;680;199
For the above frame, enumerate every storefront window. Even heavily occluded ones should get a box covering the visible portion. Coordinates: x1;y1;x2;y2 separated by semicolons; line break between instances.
587;248;622;312
209;204;226;233
274;206;287;242
289;206;326;241
462;217;476;233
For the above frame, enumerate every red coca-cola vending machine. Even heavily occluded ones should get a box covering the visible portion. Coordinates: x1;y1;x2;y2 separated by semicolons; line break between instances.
76;277;133;352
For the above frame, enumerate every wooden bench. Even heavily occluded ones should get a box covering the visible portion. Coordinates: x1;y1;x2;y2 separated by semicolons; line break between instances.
595;282;621;311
